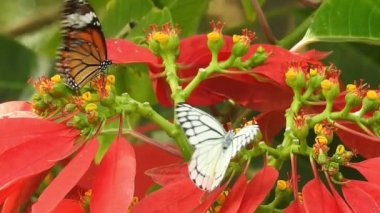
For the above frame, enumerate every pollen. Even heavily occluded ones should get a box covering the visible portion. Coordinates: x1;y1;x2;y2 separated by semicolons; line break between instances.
314;123;323;135
82;92;92;101
315;135;328;145
277;180;289;191
85;103;97;112
50;74;61;83
336;144;346;155
207;31;221;41
235;128;241;133
285;68;297;80
346;84;356;92
321;79;332;90
107;74;115;84
366;90;378;100
232;35;241;43
105;84;111;92
153;32;169;44
309;68;318;76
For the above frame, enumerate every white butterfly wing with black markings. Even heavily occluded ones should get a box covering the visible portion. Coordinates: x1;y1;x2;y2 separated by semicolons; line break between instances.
188;142;227;190
175;103;226;147
231;124;260;158
175;103;261;191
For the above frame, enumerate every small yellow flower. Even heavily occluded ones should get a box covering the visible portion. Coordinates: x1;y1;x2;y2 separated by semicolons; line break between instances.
207;31;221;42
285;68;297;80
366;90;378;100
315;135;328;145
314;123;323;135
82;92;92;101
309;68;318;76
85;103;97;112
321;79;332;90
232;35;241;43
277;180;289;191
346;84;356;92
105;84;111;93
336;144;346;155
50;74;61;83
153;32;169;44
107;75;115;84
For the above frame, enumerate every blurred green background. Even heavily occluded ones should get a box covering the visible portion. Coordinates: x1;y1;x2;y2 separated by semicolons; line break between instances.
0;0;379;103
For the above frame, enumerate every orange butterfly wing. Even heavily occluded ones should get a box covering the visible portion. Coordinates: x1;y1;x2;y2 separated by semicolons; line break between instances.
56;0;111;90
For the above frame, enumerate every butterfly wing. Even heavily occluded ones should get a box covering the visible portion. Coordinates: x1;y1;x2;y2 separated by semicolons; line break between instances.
176;103;230;191
56;0;111;90
231;124;260;158
175;103;226;148
188;141;231;191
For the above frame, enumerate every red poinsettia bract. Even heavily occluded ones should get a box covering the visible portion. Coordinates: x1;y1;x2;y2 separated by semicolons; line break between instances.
0;101;136;212
130;163;278;212
107;35;325;112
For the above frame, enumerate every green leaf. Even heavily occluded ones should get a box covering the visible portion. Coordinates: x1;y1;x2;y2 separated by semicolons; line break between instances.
102;0;154;37
311;42;380;86
0;36;36;101
111;64;156;103
168;0;209;37
299;0;380;47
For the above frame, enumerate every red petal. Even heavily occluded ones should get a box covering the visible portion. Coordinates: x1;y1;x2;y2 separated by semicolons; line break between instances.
335;122;380;158
347;157;380;185
237;166;278;212
193;183;227;213
255;110;285;142
144;163;187;186
51;199;85;213
300;49;332;61
0;101;34;118
90;137;136;213
343;180;380;211
283;200;306;213
134;144;181;197
302;178;340;212
106;39;160;67
220;173;248;213
2;172;46;212
132;179;204;213
329;181;352;213
32;139;98;212
0;118;77;155
0;130;76;190
0;101;32;114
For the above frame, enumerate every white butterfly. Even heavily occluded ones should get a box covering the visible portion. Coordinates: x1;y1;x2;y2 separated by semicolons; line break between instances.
175;103;260;191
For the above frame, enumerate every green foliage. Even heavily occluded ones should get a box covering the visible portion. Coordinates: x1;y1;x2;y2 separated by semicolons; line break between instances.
0;0;380;104
0;35;36;101
304;0;380;45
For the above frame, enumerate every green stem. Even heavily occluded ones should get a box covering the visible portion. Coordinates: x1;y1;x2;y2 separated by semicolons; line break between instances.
162;54;184;103
122;94;193;160
309;100;333;127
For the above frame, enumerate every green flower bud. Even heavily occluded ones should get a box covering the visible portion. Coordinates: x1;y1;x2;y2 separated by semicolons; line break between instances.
285;68;305;90
321;79;340;102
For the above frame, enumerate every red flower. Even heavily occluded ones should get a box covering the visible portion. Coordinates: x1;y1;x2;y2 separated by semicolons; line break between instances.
106;35;325;112
131;163;278;212
335;121;380;158
0;101;136;212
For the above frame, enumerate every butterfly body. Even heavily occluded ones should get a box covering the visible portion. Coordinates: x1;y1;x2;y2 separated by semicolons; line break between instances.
57;0;111;90
175;103;260;191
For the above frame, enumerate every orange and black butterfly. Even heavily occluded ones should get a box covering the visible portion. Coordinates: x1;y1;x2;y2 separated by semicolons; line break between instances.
56;0;111;90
